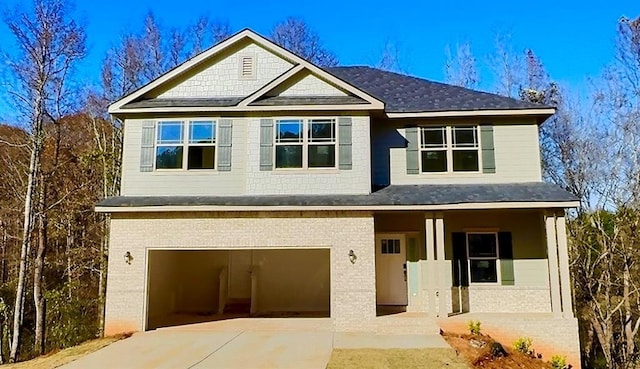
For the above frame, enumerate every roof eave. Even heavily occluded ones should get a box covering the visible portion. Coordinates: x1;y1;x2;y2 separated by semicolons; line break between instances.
385;107;556;119
95;200;580;213
109;103;382;115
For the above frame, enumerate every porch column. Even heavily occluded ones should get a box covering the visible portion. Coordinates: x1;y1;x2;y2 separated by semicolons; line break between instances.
545;211;562;317
435;212;448;317
425;213;437;317
555;211;574;317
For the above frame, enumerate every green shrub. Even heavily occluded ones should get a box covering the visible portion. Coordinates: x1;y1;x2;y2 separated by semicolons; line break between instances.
550;355;567;369
468;320;481;335
513;337;533;354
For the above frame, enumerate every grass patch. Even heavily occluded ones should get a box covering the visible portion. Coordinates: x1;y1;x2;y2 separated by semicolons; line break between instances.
327;348;469;369
4;333;131;369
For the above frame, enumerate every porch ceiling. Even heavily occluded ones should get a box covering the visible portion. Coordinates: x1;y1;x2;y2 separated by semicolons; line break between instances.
96;182;579;212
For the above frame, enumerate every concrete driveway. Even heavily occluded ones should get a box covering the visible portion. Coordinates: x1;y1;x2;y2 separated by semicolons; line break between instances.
63;329;334;369
62;317;452;369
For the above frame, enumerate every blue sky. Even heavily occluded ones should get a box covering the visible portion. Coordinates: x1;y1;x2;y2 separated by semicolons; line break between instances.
0;0;638;121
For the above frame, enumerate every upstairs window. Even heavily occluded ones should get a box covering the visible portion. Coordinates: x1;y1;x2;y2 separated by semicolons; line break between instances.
155;120;216;170
156;121;184;169
275;118;336;169
188;121;216;169
420;126;479;173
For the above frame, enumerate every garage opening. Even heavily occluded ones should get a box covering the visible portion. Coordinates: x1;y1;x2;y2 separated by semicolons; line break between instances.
146;249;330;330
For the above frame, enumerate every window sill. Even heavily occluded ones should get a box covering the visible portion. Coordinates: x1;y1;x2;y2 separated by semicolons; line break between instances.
271;168;341;175
418;171;485;176
151;170;221;175
465;285;548;290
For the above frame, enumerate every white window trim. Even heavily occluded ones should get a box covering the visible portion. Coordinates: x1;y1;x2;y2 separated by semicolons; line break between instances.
154;119;218;172
466;231;501;285
273;117;339;171
419;125;483;174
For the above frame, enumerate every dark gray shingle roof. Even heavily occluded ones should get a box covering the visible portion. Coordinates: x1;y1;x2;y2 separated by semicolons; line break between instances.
122;98;243;109
326;66;551;113
97;182;577;208
250;96;368;106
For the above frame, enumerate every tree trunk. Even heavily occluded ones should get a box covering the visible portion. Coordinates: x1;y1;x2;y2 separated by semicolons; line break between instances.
66;219;72;298
33;178;47;355
0;220;5;365
97;217;108;337
9;141;40;363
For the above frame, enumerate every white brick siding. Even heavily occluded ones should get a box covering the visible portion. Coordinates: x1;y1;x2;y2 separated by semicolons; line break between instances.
466;286;551;312
104;211;376;335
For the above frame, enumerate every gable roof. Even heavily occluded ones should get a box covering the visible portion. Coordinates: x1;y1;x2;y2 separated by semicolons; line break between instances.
107;28;554;119
326;66;555;117
108;29;384;114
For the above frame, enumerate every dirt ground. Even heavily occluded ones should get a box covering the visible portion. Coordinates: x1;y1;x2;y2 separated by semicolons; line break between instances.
443;332;553;369
4;333;130;369
327;348;470;369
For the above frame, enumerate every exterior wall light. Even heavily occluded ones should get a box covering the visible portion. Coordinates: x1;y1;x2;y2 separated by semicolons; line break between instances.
348;250;357;264
124;251;133;265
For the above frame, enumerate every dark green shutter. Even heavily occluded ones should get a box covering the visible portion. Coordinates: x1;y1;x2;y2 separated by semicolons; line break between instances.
260;119;274;171
406;127;419;174
140;120;156;172
481;125;496;173
499;232;515;285
217;119;233;171
452;232;469;287
338;117;352;170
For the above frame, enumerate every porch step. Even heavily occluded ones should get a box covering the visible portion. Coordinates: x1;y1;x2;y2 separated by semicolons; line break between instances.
375;313;440;335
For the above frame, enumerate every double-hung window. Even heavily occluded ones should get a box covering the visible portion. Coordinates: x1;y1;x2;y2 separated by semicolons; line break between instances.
275;118;336;169
155;120;216;170
467;233;499;283
420;126;480;173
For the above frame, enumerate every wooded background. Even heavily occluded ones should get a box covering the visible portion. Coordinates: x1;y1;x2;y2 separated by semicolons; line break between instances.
0;1;639;368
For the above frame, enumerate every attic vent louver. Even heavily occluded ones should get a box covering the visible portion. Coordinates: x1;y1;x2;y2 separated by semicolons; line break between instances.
239;55;256;80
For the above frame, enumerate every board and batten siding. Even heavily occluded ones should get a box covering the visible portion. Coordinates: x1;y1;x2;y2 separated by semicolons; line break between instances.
385;123;542;185
120;116;371;196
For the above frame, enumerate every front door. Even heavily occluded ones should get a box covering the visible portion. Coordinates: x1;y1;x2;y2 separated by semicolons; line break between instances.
375;234;408;305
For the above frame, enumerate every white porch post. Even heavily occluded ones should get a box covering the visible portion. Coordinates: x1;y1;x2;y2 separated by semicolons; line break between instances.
435;212;448;317
555;211;574;317
425;213;436;317
545;211;562;317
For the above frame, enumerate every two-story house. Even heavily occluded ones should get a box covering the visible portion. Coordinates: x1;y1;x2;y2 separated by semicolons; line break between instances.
97;29;581;365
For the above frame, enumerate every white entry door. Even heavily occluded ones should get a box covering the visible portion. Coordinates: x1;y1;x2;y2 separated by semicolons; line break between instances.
375;234;408;305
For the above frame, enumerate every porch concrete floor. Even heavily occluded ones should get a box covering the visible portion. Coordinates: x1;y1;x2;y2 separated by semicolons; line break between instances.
62;318;454;369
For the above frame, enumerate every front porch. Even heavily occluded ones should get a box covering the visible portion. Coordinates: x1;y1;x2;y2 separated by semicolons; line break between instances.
372;208;580;365
373;208;574;318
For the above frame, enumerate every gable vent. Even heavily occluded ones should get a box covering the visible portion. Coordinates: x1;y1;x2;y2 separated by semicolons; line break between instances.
240;55;256;80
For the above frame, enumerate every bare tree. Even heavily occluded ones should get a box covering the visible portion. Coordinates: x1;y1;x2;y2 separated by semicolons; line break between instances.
376;39;406;73
2;0;85;360
444;42;479;89
270;17;338;67
489;32;524;98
